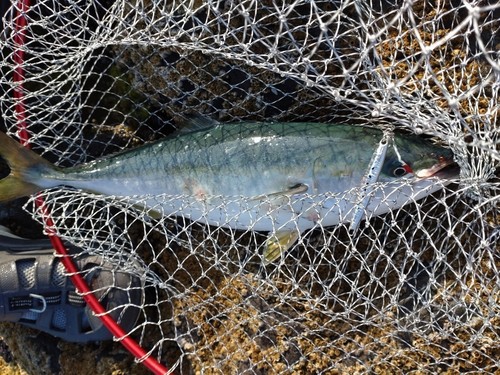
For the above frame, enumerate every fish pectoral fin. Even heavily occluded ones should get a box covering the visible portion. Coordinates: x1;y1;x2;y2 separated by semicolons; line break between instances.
253;183;308;201
263;229;300;264
282;183;309;196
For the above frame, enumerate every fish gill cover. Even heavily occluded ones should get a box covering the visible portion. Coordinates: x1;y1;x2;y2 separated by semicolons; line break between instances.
0;0;498;374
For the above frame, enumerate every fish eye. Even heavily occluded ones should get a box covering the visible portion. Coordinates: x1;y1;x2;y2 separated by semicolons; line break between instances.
393;166;409;177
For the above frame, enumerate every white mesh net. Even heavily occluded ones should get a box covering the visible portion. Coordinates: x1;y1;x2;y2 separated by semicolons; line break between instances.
1;0;499;373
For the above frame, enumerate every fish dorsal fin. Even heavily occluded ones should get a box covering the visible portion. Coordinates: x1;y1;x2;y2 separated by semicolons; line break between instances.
176;116;220;135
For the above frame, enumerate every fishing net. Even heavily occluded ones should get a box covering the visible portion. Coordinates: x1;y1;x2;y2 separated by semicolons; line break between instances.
0;0;499;373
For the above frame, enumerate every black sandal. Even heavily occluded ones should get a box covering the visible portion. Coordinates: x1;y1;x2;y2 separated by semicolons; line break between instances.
0;225;144;342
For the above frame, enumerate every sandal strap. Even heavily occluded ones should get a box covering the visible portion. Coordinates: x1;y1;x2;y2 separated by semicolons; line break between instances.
0;231;144;342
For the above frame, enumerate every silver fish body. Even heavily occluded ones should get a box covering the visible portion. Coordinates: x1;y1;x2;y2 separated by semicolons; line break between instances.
0;122;458;262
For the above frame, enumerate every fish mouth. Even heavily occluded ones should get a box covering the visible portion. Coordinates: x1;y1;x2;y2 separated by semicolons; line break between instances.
415;159;460;179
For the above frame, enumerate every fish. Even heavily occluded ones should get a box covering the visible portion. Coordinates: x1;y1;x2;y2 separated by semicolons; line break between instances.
0;122;459;263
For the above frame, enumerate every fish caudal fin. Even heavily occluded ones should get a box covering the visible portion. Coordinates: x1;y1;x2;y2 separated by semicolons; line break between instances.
263;230;300;264
0;132;51;202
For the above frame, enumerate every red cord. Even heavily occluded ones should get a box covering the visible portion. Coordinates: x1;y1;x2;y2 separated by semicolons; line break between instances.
12;1;170;374
12;0;29;145
36;198;170;375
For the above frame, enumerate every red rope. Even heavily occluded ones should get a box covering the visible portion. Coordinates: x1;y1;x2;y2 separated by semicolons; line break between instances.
12;0;28;145
12;1;170;374
35;197;170;375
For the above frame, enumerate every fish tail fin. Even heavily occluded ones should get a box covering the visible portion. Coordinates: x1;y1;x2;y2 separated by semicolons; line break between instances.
0;132;52;202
